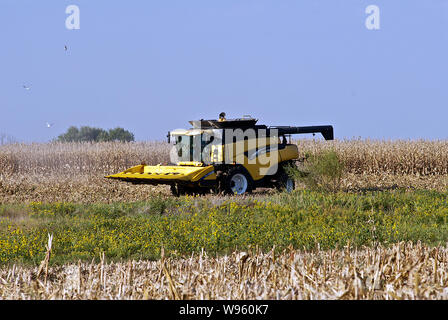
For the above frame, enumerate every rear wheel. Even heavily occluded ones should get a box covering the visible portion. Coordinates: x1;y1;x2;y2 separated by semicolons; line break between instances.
276;171;295;193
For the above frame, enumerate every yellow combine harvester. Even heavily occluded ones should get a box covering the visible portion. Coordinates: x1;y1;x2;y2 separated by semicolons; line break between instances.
106;114;334;195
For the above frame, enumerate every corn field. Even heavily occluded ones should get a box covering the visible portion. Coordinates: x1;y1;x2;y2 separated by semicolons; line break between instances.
0;141;171;176
2;139;448;177
1;243;448;300
1;140;448;203
0;142;171;203
296;139;448;175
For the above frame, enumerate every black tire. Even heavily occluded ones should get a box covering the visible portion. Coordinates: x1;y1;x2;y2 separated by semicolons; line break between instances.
170;184;181;197
276;171;295;193
170;184;191;196
223;167;254;195
171;184;209;196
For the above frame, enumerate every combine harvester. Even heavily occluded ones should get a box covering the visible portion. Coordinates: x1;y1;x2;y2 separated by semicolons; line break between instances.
106;113;334;196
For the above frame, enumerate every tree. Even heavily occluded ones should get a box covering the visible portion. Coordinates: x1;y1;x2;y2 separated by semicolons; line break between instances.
107;127;134;142
78;126;103;142
56;126;135;142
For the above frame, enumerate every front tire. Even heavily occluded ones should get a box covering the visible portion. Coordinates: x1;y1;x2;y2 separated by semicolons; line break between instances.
224;167;253;195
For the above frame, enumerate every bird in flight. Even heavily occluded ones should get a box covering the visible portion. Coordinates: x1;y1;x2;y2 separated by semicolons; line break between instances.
23;85;31;90
46;122;54;128
65;45;69;52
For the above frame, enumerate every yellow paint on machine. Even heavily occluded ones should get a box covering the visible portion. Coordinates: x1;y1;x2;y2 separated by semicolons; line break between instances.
106;164;215;182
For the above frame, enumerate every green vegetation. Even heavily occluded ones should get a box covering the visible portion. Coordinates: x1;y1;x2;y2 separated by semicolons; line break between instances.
56;126;134;142
1;189;448;265
287;150;345;192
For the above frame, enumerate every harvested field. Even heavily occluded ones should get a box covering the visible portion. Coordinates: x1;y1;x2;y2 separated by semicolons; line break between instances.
1;243;448;300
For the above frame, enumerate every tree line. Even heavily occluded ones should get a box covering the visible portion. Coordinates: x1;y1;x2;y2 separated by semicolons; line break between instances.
57;126;135;142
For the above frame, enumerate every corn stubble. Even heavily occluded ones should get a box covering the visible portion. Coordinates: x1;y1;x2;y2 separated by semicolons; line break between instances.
1;242;448;300
1;139;448;203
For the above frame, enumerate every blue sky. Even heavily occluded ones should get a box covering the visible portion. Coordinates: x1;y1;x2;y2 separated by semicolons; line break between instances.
1;1;447;142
